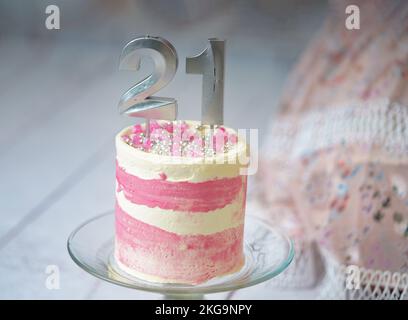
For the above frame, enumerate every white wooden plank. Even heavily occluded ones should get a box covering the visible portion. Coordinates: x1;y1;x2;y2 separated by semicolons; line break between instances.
0;155;113;299
0;43;112;152
0;39;46;91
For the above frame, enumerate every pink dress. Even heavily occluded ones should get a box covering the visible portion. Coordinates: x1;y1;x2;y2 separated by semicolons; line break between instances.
257;0;408;273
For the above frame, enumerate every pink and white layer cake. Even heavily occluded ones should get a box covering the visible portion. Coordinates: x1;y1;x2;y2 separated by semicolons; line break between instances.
114;120;249;284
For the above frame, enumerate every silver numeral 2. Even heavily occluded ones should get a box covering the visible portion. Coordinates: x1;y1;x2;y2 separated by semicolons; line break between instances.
118;36;178;135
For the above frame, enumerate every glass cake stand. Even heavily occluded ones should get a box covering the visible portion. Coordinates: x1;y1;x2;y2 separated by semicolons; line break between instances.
67;211;294;299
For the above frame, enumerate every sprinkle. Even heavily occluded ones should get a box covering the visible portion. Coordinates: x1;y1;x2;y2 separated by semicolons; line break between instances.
132;124;143;134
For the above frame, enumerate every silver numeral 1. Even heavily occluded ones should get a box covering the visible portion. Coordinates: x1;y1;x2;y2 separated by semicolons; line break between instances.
186;38;225;126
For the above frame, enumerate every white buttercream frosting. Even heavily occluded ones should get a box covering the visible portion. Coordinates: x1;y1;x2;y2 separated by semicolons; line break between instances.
116;187;245;235
115;121;248;182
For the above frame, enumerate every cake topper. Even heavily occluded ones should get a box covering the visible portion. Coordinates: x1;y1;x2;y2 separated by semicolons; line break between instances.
118;36;178;138
186;38;225;126
118;36;225;137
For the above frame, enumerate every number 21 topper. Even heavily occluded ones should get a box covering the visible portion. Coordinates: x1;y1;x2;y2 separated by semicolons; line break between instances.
118;36;225;139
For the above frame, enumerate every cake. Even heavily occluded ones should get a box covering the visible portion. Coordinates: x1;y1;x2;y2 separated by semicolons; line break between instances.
114;120;248;284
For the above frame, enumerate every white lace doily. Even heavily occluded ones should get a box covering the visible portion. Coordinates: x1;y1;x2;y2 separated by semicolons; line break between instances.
317;251;408;300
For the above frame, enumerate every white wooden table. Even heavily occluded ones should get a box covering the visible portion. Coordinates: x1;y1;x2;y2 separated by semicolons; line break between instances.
0;2;326;299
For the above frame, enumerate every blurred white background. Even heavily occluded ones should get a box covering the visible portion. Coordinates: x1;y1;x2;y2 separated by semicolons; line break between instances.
0;0;327;299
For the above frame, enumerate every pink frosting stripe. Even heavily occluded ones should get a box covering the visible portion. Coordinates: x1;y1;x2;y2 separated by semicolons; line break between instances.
116;162;244;212
115;203;244;284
